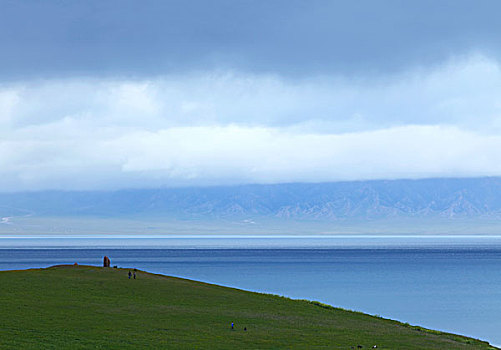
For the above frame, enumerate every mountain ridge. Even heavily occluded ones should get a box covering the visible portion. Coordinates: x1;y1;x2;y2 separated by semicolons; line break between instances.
2;177;501;221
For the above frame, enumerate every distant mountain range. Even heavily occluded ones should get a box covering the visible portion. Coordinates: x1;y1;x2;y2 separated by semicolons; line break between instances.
2;177;501;221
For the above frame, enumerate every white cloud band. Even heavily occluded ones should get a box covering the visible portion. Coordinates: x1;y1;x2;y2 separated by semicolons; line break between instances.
0;55;500;190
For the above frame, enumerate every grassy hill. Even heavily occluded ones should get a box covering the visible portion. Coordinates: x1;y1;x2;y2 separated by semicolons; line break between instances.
0;265;497;349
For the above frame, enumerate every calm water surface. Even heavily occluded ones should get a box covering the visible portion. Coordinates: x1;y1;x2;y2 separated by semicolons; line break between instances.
1;235;501;346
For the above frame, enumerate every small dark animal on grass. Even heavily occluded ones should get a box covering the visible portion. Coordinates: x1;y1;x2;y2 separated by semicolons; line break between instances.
103;256;110;267
357;346;363;349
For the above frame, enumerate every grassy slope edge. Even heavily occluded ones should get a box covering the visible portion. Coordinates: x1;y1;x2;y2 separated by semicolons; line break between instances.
0;265;497;349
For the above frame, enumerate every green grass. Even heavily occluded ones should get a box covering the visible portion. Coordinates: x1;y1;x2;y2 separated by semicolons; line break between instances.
0;265;497;349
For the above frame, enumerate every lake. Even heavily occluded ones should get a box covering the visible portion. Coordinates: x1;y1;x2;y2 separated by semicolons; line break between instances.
1;235;501;347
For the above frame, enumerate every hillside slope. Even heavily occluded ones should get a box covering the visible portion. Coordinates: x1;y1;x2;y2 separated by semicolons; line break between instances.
0;266;496;349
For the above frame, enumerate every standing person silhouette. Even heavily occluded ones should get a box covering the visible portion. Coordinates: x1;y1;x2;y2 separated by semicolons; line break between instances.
133;271;136;279
128;271;132;279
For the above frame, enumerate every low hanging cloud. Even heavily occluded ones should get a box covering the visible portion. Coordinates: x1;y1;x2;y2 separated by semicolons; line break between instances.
0;55;501;191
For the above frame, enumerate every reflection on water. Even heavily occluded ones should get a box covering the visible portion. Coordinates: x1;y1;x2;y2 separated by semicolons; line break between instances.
2;234;501;249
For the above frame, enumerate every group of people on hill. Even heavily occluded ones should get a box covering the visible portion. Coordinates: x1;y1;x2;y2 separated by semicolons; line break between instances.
231;322;246;331
128;270;136;279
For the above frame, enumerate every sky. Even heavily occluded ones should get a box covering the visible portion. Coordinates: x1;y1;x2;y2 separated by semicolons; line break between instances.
1;0;501;191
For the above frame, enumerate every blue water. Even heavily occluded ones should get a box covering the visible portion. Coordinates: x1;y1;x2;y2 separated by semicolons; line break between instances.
1;235;501;346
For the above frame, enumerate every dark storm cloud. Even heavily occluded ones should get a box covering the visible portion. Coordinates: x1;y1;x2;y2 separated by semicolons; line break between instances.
1;0;500;79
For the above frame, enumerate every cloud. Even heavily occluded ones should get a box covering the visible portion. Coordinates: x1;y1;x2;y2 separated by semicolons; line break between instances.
2;1;501;78
0;55;501;190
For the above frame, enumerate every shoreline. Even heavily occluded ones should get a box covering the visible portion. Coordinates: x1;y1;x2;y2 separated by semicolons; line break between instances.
1;264;499;349
1;247;501;347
